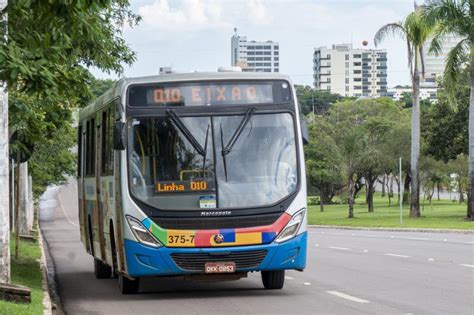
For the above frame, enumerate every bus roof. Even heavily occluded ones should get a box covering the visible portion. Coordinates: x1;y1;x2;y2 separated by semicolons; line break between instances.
79;72;292;122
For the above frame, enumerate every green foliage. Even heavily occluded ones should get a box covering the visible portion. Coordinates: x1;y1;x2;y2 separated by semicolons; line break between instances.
91;78;116;99
424;0;472;106
421;69;469;161
305;119;344;203
29;123;76;198
294;85;343;116
0;0;139;99
305;98;410;215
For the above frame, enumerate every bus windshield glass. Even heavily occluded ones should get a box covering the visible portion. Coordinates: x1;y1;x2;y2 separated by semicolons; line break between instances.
128;112;298;210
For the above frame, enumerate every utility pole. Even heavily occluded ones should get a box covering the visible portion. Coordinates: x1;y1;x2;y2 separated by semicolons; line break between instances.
0;0;10;284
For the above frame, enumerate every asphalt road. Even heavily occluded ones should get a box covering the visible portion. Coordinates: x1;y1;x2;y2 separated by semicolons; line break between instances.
40;180;474;315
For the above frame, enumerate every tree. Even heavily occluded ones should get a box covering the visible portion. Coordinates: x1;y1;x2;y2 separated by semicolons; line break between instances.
421;71;469;162
0;0;9;285
305;119;344;211
294;85;343;116
375;7;434;217
424;0;474;220
447;154;468;204
314;99;409;217
0;0;139;283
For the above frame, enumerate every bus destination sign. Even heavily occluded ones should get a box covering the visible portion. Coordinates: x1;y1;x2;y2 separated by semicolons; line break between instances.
128;81;292;107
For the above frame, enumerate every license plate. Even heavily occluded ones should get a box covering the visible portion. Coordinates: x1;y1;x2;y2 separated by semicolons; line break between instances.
204;262;236;274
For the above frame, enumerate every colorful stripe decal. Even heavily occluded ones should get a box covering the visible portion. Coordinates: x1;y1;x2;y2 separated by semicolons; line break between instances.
141;213;291;248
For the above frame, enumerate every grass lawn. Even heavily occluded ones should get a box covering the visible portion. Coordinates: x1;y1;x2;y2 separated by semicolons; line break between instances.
308;194;473;230
0;234;44;315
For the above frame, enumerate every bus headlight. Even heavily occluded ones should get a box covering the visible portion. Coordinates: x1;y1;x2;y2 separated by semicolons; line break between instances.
126;215;162;248
275;208;305;243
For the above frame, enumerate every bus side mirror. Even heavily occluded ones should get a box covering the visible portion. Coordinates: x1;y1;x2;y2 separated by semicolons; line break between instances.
300;115;309;145
113;121;126;150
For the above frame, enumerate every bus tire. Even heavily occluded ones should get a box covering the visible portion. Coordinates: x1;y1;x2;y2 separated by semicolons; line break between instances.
94;258;112;279
261;270;285;289
119;274;139;294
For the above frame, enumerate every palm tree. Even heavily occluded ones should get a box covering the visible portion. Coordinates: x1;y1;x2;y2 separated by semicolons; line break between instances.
424;0;473;221
374;8;434;217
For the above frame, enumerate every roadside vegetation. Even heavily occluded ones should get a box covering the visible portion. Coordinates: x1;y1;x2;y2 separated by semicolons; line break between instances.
0;235;44;315
307;193;473;230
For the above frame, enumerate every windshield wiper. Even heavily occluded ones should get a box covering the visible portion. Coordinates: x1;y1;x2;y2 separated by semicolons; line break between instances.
222;107;255;156
201;124;210;178
166;110;206;156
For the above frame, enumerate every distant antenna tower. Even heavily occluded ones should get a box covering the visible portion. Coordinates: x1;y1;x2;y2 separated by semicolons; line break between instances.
234;27;237;36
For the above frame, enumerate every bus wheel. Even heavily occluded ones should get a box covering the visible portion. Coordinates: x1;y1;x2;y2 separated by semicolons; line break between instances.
94;258;112;279
119;274;139;294
261;270;285;289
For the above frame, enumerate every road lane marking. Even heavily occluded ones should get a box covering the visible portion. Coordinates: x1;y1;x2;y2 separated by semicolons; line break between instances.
402;237;428;241
330;233;345;235
428;258;434;261
363;250;369;253
443;239;448;242
385;253;411;258
459;264;474;268
304;282;311;286
327;291;370;304
285;276;294;280
390;236;395;238
315;244;319;247
329;246;349;250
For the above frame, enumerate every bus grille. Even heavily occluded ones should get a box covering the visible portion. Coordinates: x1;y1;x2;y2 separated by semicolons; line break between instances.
151;213;281;230
170;250;268;271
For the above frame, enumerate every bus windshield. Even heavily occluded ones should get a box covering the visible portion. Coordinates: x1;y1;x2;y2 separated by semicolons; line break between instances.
128;112;298;210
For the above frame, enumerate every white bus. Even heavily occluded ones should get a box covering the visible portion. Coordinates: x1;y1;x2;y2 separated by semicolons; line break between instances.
78;70;308;294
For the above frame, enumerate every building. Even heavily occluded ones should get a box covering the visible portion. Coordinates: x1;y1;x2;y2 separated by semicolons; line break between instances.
422;35;463;85
313;43;387;97
387;85;438;103
231;29;279;73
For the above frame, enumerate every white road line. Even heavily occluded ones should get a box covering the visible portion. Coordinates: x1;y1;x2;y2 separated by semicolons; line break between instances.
385;253;411;258
390;236;395;238
285;276;294;280
330;233;345;236
315;244;319;247
443;239;448;242
428;258;434;261
329;246;349;250
402;237;429;241
327;291;370;304
459;264;474;268
304;282;311;286
363;249;369;253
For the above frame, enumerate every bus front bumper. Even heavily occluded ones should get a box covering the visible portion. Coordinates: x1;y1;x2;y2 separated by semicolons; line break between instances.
124;232;307;278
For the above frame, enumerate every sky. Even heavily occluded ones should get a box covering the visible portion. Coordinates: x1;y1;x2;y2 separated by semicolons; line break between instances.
92;0;417;87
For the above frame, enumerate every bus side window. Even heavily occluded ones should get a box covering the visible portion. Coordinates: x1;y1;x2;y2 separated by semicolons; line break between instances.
101;108;115;176
85;118;96;177
101;111;108;175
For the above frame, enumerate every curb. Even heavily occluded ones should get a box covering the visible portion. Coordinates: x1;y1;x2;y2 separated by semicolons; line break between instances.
308;225;474;234
39;225;64;315
38;228;53;315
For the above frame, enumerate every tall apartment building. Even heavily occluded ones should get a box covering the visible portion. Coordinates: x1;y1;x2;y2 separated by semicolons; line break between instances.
313;44;387;97
422;35;463;85
231;29;279;72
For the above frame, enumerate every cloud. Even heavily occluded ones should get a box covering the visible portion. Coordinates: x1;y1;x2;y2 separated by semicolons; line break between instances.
138;0;227;30
137;0;274;31
247;0;272;25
